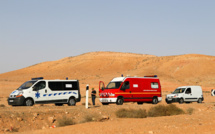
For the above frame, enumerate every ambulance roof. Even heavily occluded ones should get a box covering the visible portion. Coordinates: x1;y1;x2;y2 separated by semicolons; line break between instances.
111;77;126;82
111;76;158;82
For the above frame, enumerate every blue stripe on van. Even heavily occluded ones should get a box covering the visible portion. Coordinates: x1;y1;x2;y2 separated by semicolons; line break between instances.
42;92;77;97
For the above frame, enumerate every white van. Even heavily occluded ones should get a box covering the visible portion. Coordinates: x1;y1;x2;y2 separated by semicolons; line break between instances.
211;89;215;96
8;77;81;106
166;86;204;104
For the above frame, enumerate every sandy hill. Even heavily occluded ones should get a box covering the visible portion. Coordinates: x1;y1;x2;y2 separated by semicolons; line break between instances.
0;51;215;97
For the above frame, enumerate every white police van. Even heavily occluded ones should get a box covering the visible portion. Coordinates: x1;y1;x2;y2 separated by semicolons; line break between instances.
166;86;204;104
8;77;81;106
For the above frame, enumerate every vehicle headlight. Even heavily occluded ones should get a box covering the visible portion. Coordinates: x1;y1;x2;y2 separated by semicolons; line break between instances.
174;94;178;98
16;91;24;98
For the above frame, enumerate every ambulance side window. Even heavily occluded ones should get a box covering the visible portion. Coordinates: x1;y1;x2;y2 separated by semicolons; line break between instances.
33;81;46;91
151;82;158;88
48;82;78;91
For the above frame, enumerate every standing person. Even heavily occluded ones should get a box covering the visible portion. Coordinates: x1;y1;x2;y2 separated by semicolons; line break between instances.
91;88;96;106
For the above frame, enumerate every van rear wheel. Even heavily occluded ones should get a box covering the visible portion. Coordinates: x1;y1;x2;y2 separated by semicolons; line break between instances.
152;97;158;104
68;98;76;106
116;98;123;105
197;98;202;103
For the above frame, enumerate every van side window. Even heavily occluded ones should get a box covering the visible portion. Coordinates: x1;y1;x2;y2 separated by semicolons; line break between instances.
33;81;46;91
122;81;130;89
185;88;191;94
151;82;158;88
48;82;78;91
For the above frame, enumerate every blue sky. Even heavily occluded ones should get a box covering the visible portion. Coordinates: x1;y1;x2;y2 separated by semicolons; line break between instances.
0;0;215;74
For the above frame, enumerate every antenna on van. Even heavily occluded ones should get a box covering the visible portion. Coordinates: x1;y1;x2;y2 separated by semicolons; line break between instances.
31;77;43;80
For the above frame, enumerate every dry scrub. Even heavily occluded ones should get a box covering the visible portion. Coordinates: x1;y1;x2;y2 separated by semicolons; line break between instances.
186;108;194;115
116;104;185;118
116;108;147;118
148;104;185;117
0;104;5;107
57;116;76;127
80;113;102;123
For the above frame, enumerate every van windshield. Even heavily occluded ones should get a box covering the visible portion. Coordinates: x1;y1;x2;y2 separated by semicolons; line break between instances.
106;82;122;89
17;81;37;90
173;88;186;94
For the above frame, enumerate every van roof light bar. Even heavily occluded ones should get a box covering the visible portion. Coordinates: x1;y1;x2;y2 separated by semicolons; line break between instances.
144;75;157;78
31;77;44;80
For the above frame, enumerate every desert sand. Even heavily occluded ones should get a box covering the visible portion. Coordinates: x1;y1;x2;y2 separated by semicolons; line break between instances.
0;51;215;133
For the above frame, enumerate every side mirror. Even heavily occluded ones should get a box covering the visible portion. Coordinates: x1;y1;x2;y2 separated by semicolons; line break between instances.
101;87;104;91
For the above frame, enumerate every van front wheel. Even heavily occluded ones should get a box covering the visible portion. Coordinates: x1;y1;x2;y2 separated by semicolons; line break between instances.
116;98;123;105
166;101;172;104
179;98;184;104
68;98;76;106
24;98;34;106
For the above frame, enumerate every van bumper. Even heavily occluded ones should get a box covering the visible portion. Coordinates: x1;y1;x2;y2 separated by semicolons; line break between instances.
165;98;180;103
100;98;117;103
158;97;162;102
8;96;25;106
76;94;81;102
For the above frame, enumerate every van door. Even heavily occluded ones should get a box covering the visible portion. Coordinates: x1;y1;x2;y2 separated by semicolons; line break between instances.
99;81;105;94
32;81;47;103
184;88;197;102
120;81;132;101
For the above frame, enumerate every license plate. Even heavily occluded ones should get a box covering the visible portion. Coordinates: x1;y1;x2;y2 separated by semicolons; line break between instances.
9;100;14;102
103;99;108;102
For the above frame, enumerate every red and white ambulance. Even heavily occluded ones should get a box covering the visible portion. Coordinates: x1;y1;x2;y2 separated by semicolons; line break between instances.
99;75;162;105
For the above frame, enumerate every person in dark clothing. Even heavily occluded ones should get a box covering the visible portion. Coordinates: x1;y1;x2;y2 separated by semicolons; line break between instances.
91;88;96;106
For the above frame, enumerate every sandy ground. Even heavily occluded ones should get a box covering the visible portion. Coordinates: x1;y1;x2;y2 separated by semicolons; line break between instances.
0;92;215;134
